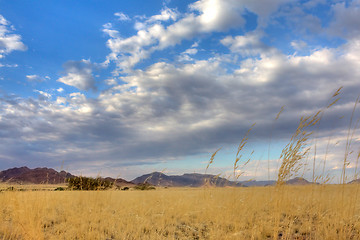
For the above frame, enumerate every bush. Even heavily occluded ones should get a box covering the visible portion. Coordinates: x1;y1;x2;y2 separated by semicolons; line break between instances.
66;177;113;190
134;183;156;190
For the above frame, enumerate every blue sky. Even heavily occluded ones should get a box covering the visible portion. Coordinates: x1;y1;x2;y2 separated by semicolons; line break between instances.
1;0;360;182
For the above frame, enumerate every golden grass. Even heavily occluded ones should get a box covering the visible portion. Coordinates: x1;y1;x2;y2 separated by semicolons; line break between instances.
1;185;360;239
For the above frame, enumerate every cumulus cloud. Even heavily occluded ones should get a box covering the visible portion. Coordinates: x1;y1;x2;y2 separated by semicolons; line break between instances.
328;0;360;39
0;14;27;59
104;0;290;72
57;59;97;91
221;31;277;57
1;39;360;179
147;7;178;23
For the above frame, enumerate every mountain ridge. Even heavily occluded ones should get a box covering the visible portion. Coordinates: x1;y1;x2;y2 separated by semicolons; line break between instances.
0;166;134;186
131;172;244;187
0;167;345;186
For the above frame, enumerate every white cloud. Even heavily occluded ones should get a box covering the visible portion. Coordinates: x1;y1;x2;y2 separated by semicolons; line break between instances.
114;12;131;21
0;15;8;25
221;31;277;57
147;7;178;23
328;1;360;39
34;90;51;99
57;87;64;93
178;43;199;62
303;0;327;9
184;48;198;55
291;40;308;51
26;75;47;82
0;14;27;58
102;23;120;38
103;0;292;73
105;78;118;86
241;0;292;27
0;63;18;68
57;59;96;91
189;0;245;32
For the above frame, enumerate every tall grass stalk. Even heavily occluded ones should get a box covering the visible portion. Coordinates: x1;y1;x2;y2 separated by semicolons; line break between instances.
233;123;255;181
342;96;360;184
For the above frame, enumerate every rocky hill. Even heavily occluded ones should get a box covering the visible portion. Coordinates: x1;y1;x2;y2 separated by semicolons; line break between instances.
102;177;136;187
0;167;134;186
0;167;75;184
285;177;312;185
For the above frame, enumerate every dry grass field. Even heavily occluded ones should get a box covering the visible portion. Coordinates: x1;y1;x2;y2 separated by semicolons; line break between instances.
0;185;360;239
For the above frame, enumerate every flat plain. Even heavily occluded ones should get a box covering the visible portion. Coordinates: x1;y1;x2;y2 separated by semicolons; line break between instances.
1;184;360;239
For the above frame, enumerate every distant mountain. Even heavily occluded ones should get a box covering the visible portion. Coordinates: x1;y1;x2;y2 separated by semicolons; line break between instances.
0;166;315;187
132;172;317;187
0;166;135;186
102;177;136;187
240;180;276;187
0;167;75;184
132;172;244;187
348;179;360;184
285;177;312;185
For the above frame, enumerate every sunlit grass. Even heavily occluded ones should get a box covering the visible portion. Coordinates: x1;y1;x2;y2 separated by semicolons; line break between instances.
1;185;360;239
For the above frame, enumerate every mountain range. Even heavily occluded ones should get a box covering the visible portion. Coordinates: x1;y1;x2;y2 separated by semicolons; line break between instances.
0;166;134;186
0;167;337;187
0;166;74;184
131;172;244;187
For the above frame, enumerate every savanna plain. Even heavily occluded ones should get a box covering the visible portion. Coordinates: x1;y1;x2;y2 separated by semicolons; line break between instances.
1;88;360;240
0;185;360;239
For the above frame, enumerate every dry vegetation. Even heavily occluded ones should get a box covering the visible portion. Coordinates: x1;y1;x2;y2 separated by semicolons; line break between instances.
0;185;360;239
1;87;360;239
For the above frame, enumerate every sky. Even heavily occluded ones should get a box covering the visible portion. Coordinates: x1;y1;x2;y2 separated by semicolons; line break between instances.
0;0;360;182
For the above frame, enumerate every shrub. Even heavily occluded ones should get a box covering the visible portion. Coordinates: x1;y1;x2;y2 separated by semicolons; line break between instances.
66;176;113;190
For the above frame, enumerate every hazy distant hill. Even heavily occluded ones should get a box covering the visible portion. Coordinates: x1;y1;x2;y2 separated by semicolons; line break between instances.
242;177;312;186
240;180;276;187
285;177;312;185
132;172;244;187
